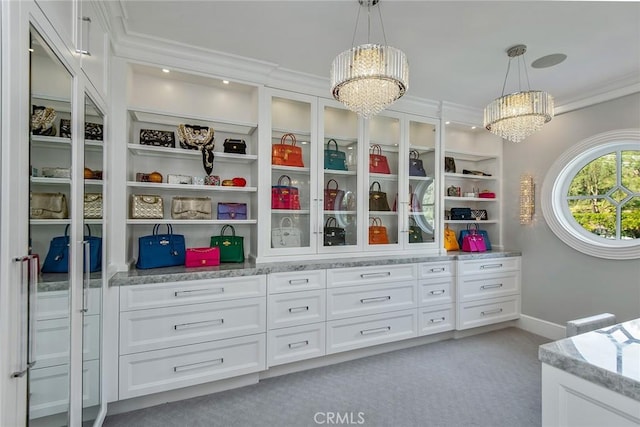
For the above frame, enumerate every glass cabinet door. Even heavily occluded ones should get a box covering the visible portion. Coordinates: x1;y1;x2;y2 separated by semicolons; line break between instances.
407;116;437;246
367;113;401;247
319;102;360;252
269;94;317;254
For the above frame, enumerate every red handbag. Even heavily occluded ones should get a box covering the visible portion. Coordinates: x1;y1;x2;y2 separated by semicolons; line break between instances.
392;185;421;212
324;179;345;211
185;247;220;267
271;175;300;210
461;230;487;252
272;133;304;167
369;144;391;174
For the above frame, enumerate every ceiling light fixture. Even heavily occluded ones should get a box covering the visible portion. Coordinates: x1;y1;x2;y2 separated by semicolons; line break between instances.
161;68;170;73
330;0;408;119
484;44;554;143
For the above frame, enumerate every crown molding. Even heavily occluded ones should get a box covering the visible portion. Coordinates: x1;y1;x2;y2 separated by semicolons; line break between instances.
555;73;640;115
439;101;483;126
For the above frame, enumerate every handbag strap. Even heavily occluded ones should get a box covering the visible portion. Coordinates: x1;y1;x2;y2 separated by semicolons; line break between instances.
370;144;382;155
277;175;292;187
325;217;337;228
466;223;479;232
370;217;382;227
410;150;419;160
326;179;339;191
281;133;296;146
326;139;339;151
221;224;236;237
280;216;294;228
369;181;382;192
153;223;173;236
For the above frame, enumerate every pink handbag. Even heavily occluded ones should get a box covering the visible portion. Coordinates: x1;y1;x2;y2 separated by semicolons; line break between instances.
185;247;220;267
461;230;487;252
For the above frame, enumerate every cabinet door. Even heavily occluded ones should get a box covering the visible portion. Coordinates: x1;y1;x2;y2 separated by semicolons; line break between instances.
268;91;318;255
318;100;362;252
77;0;108;100
366;112;401;248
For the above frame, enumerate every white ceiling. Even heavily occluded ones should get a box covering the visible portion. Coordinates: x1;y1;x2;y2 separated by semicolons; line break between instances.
108;1;640;110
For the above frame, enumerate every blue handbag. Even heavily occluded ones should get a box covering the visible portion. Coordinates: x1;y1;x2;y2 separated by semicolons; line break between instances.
42;225;102;273
457;223;492;251
136;224;186;269
324;139;348;171
409;150;427;177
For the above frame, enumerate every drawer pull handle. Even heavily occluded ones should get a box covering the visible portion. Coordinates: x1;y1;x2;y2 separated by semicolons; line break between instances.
360;272;391;279
174;318;223;330
429;267;445;273
289;278;310;285
429;290;445;296
360;326;391;335
288;306;309;313
173;358;223;373
360;296;391;304
429;317;446;324
174;288;224;297
480;263;502;270
288;340;309;349
480;283;503;290
481;308;503;316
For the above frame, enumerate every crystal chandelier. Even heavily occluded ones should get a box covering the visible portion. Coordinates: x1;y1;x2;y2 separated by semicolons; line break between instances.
484;45;554;143
331;0;408;119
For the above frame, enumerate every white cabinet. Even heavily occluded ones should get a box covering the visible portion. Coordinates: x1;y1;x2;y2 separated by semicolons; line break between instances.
456;257;521;330
77;0;109;100
417;261;455;336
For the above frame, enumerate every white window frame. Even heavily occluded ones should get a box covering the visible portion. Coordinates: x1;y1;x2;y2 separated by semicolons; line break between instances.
541;129;640;260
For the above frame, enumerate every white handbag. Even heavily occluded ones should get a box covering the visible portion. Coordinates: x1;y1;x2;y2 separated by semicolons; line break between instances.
271;216;301;248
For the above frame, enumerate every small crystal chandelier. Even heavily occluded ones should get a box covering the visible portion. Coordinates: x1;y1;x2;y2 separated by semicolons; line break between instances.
331;0;408;119
484;45;554;143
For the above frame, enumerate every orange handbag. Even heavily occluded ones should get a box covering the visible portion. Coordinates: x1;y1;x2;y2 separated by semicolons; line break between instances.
368;217;389;245
272;133;304;167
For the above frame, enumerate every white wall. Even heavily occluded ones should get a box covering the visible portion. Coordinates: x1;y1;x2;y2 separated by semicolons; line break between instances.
503;93;640;325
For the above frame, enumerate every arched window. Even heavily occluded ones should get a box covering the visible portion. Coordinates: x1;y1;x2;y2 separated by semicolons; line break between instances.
541;129;640;259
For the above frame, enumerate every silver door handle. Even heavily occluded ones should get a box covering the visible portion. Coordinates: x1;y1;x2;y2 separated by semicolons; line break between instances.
82;240;90;313
288;278;309;285
429;290;445;295
360;326;391;335
173;358;223;373
429;267;445;273
11;255;38;377
360;296;391;304
481;308;503;316
174;318;223;330
174;288;224;297
480;263;503;270
360;272;391;279
429;317;446;323
288;340;309;349
288;306;309;313
480;283;503;290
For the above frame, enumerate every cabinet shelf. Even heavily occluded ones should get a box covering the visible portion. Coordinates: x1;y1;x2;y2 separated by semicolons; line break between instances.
444;150;498;162
30;219;103;225
323;210;356;215
31;136;103;152
444;196;498;202
445;172;496;181
272;128;311;139
271;165;311;174
126;181;257;192
323;169;357;176
409;145;435;153
126;219;257;225
444;220;498;224
31;177;71;185
128;107;257;136
271;209;311;215
369;173;399;181
85;180;104;187
409;176;435;183
127;144;257;163
368;211;397;216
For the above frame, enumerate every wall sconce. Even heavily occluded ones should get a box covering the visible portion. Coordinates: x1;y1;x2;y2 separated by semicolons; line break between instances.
520;174;535;224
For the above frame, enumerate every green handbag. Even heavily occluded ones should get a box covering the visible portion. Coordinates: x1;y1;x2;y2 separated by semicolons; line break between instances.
408;217;424;244
210;225;244;263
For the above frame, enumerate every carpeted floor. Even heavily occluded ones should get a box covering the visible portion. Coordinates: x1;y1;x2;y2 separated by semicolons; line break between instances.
104;327;549;427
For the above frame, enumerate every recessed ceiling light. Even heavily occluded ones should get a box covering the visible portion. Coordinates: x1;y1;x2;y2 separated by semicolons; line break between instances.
531;53;567;69
222;80;230;85
471;126;477;130
161;68;170;73
445;121;451;125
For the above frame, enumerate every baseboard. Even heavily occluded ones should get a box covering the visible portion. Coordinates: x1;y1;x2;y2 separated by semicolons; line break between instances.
516;314;566;340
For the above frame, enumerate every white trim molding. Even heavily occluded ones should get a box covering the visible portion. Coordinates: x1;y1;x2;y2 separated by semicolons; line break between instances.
516;315;566;341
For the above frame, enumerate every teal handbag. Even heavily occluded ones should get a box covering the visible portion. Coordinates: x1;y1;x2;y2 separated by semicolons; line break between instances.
324;139;348;171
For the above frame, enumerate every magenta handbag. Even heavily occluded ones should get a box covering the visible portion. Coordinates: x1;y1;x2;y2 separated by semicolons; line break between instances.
216;203;247;220
461;230;487;252
185;247;220;267
271;175;301;210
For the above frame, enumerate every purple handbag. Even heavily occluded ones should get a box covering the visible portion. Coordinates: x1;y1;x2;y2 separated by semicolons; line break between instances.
216;203;247;220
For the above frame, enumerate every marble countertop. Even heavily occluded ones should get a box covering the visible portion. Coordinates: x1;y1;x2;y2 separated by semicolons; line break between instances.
110;250;522;287
539;318;640;401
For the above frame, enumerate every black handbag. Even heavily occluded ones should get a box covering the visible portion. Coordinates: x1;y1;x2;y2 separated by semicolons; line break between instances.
140;129;176;148
408;217;424;243
450;207;473;220
323;217;346;246
223;138;247;154
369;181;390;211
409;150;426;177
444;157;456;173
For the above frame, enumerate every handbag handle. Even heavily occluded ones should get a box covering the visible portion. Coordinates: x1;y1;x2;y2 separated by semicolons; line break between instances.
277;175;292;187
409;150;420;159
325;216;337;228
220;224;236;237
280;216;294;228
280;133;296;146
326;179;339;191
326;139;339;150
152;224;173;236
65;224;93;237
369;217;382;227
370;144;382;155
369;181;382;192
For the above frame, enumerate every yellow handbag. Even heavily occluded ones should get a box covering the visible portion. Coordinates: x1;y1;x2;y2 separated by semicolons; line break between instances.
444;225;459;251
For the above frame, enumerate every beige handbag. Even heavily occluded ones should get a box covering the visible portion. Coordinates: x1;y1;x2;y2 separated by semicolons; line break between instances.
30;192;68;219
130;194;164;219
84;193;103;219
171;197;212;219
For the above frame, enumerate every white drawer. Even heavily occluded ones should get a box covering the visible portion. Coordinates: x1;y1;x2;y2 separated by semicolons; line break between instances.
37;289;100;320
120;297;266;354
457;296;521;330
267;323;325;367
36;314;99;369
119;275;266;311
327;264;417;288
268;290;325;330
29;359;99;420
418;278;454;307
326;282;416;321
326;309;417;354
418;261;454;278
458;271;520;302
457;257;520;276
268;270;326;294
418;304;455;336
119;334;265;400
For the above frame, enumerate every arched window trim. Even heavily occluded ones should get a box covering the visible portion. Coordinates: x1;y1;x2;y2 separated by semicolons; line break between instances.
541;129;640;260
